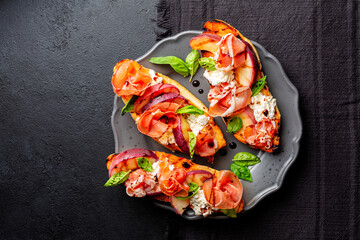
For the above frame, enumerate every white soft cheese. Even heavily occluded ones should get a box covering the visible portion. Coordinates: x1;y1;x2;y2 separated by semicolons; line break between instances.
149;161;160;179
203;69;234;86
149;69;163;85
249;93;277;122
187;114;210;136
190;189;218;217
157;130;176;146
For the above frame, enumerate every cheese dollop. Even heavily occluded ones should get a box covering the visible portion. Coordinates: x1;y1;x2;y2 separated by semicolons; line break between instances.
203;69;234;86
149;69;163;85
187;114;210;136
190;189;218;217
249;93;277;122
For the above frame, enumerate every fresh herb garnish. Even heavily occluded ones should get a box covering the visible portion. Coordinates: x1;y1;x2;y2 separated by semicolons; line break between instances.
227;117;243;133
198;57;217;71
175;182;199;200
176;105;204;115
121;95;138;116
231;164;253;182
136;157;153;172
188;132;196;158
104;170;131;187
232;152;261;166
251;75;267;96
221;209;237;218
230;152;261;182
185;50;200;82
149;56;189;77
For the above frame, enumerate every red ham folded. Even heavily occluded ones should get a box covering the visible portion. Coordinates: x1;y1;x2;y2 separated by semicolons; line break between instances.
244;119;276;149
208;83;252;117
137;101;183;138
215;34;246;70
112;60;152;96
158;160;189;197
203;170;243;209
196;125;216;157
125;169;158;197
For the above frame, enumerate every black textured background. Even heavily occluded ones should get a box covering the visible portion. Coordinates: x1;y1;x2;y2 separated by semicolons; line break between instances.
1;0;359;239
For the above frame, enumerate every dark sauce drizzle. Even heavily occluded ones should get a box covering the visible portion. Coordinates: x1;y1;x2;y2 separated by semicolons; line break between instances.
229;142;237;149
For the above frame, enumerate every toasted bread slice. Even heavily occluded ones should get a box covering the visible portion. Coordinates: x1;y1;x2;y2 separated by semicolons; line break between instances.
113;59;226;158
106;149;244;215
191;20;281;152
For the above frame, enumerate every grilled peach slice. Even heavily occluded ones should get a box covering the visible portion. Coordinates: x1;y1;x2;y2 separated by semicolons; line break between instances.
169;196;190;215
190;33;221;54
185;170;213;187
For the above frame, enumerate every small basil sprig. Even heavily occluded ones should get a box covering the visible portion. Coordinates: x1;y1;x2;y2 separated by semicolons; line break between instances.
227;117;243;133
221;209;237;218
198;57;217;71
230;152;261;182
231;164;252;182
121;95;138;116
232;152;261;166
176;105;204;115
251;75;267;96
149;56;189;77
185;50;200;82
175;182;199;200
136;157;153;172
104;170;131;187
188;132;196;158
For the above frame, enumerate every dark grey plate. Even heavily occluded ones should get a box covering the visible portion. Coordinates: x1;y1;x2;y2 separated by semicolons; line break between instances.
111;31;302;220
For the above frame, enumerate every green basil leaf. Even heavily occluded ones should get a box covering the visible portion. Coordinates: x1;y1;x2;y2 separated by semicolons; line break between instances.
176;105;204;115
227;117;243;133
185;50;200;82
149;56;174;64
136;157;153;172
175;182;199;200
188;132;196;158
121;95;138;116
221;209;237;218
149;56;189;77
198;57;217;71
232;152;261;166
230;164;253;182
170;59;190;77
251;75;267;96
104;170;131;187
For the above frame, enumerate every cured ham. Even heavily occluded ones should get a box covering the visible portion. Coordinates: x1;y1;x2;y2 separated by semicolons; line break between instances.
159;162;189;197
112;60;152;96
208;83;252;117
137;101;183;138
125;169;158;197
244;119;276;149
215;34;246;70
196;125;216;158
203;170;243;209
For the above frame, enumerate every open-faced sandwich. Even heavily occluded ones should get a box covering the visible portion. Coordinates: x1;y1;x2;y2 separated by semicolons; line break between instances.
112;59;226;161
106;148;244;217
190;20;281;152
